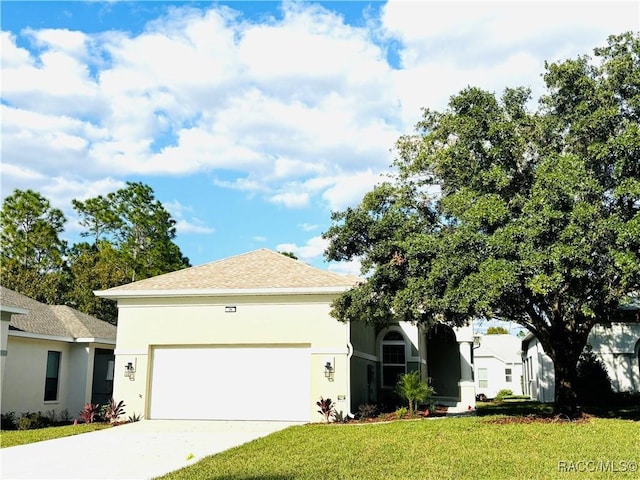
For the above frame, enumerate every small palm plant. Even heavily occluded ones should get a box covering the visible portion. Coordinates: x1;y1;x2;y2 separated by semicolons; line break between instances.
395;371;435;415
316;397;336;423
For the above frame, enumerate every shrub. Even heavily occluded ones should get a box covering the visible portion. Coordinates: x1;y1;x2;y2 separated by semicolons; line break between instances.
128;412;142;423
1;411;18;430
79;403;99;424
103;398;126;423
495;389;514;401
356;403;378;419
395;406;409;419
17;412;50;430
576;346;612;405
395;371;435;414
316;397;336;423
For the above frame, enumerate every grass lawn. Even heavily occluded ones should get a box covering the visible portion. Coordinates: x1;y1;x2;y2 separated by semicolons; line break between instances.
157;414;640;480
0;423;112;448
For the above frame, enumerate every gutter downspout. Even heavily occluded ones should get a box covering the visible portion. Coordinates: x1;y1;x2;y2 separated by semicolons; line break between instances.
346;322;354;418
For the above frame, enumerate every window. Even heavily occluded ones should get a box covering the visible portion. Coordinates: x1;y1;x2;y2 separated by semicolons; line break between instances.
382;331;406;387
44;351;61;401
478;368;488;388
505;368;513;383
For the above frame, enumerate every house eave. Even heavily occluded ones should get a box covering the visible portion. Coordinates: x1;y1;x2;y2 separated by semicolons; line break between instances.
1;305;29;316
95;285;353;299
9;330;116;345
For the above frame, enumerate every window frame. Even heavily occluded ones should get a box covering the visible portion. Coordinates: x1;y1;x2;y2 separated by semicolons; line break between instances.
478;367;488;389
44;350;61;402
381;331;407;388
505;367;513;383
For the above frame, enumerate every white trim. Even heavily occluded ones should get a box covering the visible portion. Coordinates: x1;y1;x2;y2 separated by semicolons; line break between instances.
8;330;115;345
95;285;353;299
114;349;148;356
352;350;378;362
0;305;29;315
9;330;75;343
310;347;349;355
74;337;116;345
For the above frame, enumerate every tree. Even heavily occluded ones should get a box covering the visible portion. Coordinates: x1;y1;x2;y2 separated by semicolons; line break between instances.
72;182;190;283
0;189;69;303
324;33;640;418
69;182;190;322
486;326;509;335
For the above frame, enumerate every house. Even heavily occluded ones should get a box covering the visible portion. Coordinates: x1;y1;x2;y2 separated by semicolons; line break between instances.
522;319;640;402
0;287;117;418
96;249;476;422
473;334;523;399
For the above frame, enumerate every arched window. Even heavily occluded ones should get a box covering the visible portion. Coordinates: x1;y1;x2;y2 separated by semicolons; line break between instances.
382;331;406;387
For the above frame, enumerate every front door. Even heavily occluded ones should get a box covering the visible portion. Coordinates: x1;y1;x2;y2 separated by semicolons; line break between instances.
91;348;115;405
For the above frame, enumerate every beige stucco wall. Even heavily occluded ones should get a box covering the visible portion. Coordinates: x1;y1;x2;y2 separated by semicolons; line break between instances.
112;294;351;421
2;336;71;415
1;335;114;418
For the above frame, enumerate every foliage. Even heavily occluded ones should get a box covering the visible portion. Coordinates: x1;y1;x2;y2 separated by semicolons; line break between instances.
356;403;379;419
323;32;640;418
279;251;298;259
127;412;143;423
0;423;111;448
494;389;514;401
1;412;18;431
394;406;409;419
395;371;435;414
103;398;127;423
0;182;190;325
486;326;509;335
332;410;351;423
316;397;336;423
575;346;613;405
0;189;69;304
79;403;99;424
155;417;640;480
17;412;51;430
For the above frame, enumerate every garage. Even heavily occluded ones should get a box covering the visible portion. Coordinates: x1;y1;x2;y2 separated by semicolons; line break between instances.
148;345;311;421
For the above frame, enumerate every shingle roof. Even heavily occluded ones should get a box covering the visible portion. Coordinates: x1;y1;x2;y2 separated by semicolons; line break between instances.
97;248;359;296
0;286;116;341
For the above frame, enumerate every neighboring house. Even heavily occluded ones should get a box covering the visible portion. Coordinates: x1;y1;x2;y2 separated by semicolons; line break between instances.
473;334;523;398
522;318;640;403
96;249;476;422
0;287;117;418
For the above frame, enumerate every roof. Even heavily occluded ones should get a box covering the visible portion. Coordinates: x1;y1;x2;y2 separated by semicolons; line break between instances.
475;334;522;363
96;248;360;298
0;286;116;341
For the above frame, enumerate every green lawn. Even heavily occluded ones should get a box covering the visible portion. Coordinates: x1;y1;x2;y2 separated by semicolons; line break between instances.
0;423;112;448
157;415;640;480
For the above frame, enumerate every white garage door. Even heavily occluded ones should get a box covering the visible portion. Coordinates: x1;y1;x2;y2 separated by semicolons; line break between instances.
149;346;311;421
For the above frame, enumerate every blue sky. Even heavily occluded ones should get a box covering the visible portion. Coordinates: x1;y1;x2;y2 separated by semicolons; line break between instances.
2;1;638;276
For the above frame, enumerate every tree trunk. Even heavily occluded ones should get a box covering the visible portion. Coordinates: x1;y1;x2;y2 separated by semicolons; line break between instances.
545;326;590;419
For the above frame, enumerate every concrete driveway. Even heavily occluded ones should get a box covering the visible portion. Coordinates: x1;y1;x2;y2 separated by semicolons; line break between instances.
1;420;299;480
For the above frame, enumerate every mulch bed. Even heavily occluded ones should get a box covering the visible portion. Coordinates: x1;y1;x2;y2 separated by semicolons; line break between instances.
483;413;594;424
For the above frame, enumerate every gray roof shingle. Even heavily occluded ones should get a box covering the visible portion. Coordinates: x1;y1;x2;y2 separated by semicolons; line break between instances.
0;286;116;341
97;248;360;295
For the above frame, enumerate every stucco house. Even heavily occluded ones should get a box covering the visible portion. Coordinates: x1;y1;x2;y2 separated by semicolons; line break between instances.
473;334;523;399
96;249;476;422
522;319;640;403
0;287;117;418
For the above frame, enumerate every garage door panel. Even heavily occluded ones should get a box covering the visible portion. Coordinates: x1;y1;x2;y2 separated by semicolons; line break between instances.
149;347;310;421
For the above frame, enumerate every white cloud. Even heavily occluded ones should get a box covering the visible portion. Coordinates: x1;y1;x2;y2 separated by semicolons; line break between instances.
2;0;638;222
276;235;329;263
269;191;310;208
165;200;215;235
299;223;318;232
327;259;362;277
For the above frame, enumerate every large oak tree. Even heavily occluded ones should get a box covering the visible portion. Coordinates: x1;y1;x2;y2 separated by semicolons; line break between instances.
324;33;640;417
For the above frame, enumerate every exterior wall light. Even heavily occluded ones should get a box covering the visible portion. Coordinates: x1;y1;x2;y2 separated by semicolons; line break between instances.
324;361;335;381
